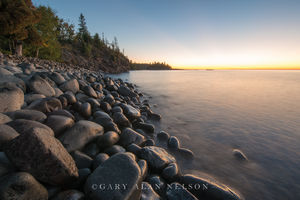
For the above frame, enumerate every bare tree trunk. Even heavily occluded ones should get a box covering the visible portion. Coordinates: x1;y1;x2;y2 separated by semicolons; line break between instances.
36;48;39;58
15;40;22;56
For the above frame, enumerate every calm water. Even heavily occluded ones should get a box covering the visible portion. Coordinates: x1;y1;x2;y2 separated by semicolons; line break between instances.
110;70;300;200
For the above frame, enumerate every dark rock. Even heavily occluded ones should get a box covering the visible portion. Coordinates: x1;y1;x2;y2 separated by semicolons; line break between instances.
4;130;78;185
7;119;54;136
140;146;176;171
51;189;84;200
178;148;195;160
100;101;111;113
59;95;68;108
59;120;104;152
166;182;198;200
119;127;145;147
24;93;46;104
134;122;155;133
92;153;110;170
48;109;75;120
0;85;24;112
138;160;148;179
180;174;242;200
118;85;138;98
84;153;142;200
127;143;142;156
0;124;19;150
54;87;64;97
103;94;115;105
147;175;166;196
59;79;80;94
86;98;100;109
0;74;26;92
75;93;89;102
6;109;47;122
0;172;48;200
149;113;162;121
82;142;100;158
141;182;161;200
233;149;248;161
143;139;155;146
112;106;123;113
0;113;11;124
62;92;77;104
162;163;180;182
168;136;180;149
122;104;141;120
112;112;131;128
80;102;92;118
82;85;97;98
104;145;126;156
0;152;16;177
71;151;93;169
50;72;66;85
97;131;120;150
27;97;62;113
28;74;55;97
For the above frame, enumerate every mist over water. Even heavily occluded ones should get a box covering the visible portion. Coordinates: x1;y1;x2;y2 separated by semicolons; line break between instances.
110;70;300;200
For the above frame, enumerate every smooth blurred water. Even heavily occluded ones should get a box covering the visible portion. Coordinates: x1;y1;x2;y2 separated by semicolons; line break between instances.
110;70;300;200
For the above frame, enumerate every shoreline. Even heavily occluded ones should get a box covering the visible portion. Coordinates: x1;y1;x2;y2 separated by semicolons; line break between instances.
0;53;242;199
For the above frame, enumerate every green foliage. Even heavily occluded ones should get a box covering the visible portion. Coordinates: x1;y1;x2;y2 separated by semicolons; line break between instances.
130;62;172;70
57;19;75;43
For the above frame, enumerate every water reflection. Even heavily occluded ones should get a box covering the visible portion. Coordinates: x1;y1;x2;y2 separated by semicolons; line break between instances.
109;70;300;200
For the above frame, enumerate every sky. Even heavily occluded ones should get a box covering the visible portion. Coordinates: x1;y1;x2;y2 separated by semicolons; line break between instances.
32;0;300;69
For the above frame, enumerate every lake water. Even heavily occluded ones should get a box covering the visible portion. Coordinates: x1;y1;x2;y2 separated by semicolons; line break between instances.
110;70;300;200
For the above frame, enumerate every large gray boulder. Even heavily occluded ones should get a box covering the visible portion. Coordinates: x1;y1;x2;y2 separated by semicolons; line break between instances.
27;97;62;113
84;153;142;200
59;79;80;94
59;120;104;152
28;74;55;97
140;146;176;171
6;109;47;122
0;124;19;150
0;172;48;200
45;115;75;137
119;127;145;147
0;85;24;112
4;130;78;185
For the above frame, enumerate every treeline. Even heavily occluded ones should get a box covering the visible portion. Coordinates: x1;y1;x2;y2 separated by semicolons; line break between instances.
0;0;127;63
130;62;172;70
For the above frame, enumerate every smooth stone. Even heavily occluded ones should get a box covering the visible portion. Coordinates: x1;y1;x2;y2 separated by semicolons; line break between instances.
157;131;170;141
59;120;104;152
0;74;26;91
178;148;195;160
7;119;54;136
6;109;47;122
92;83;103;91
127;143;142;156
84;153;142;200
45;115;74;136
80;102;92;118
233;149;248;161
93;110;111;119
75;93;89;102
122;104;141;120
97;131;120;150
168;136;180;149
138;159;148;179
118;85;138;98
5;130;78;185
140;146;176;171
93;116;121;133
59;79;80;94
50;72;66;85
104;145;126;156
134;122;155;133
71;101;82;112
119;127;145;147
100;101;112;113
147;175;166;195
162;163;180;182
0;125;19;150
48;109;75;120
0;152;16;177
92;153;110;170
51;189;84;200
0;85;24;112
143;139;155;146
62;92;77;104
0;113;11;124
27;97;62;113
112;106;123;113
0;172;48;200
59;95;68;107
24;93;46;104
150;113;162;121
71;151;93;169
28;74;55;97
86;98;100;109
180;174;242;200
166;182;198;200
103;94;115;105
141;182;161;200
70;168;91;189
82;85;97;98
54;87;64;97
0;67;14;75
112;112;131;128
82;143;100;158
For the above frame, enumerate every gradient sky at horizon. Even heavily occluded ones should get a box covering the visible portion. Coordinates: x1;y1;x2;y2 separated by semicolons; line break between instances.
32;0;300;69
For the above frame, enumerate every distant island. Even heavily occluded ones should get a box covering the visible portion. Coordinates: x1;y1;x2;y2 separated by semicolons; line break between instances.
130;62;172;70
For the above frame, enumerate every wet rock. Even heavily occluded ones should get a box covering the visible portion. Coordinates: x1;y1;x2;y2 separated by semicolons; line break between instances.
162;163;180;182
118;85;138;98
4;130;78;185
0;172;48;200
104;145;126;156
59;120;104;152
92;153;110;170
122;104;141;120
0;113;11;124
180;174;242;200
28;74;55;97
177;148;194;160
27;97;62;113
168;136;180;149
0;124;19;150
82;85;97;98
119;127;145;147
233;149;248;161
127;143;142;156
84;153;142;200
51;189;84;200
149;113;162;121
166;182;198;200
138;160;148;179
112;112;131;128
97;131;119;150
140;146;176;171
0;85;24;112
59;79;80;94
141;182;161;200
7;119;54;136
147;175;166;195
134;122;155;133
6;109;47;122
71;151;93;169
50;72;66;85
